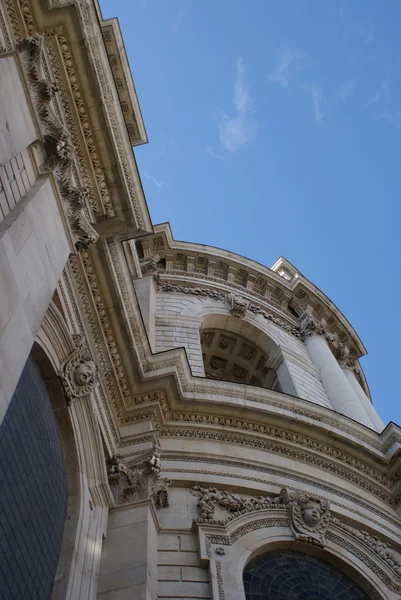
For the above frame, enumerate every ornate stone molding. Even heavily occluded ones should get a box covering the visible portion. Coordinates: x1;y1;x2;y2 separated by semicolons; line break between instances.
331;516;401;577
58;334;98;404
107;450;171;507
193;485;401;591
16;35;99;251
225;293;248;318
159;282;301;337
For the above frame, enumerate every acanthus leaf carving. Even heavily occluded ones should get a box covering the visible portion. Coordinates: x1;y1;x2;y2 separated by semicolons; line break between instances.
107;450;171;507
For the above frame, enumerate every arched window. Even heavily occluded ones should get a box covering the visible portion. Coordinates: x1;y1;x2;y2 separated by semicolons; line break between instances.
201;327;281;391
243;550;369;599
0;356;67;600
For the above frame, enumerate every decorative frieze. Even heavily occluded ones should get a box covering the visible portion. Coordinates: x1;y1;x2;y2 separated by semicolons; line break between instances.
107;451;171;507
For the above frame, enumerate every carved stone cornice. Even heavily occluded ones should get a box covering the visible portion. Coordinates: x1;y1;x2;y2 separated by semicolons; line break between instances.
58;334;98;404
107;450;171;507
16;34;99;251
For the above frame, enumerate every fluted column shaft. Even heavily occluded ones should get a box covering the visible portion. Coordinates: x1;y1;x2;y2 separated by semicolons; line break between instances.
342;367;384;432
304;334;373;428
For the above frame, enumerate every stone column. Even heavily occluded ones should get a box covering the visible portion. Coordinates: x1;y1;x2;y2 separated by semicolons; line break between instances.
300;312;373;428
342;364;384;432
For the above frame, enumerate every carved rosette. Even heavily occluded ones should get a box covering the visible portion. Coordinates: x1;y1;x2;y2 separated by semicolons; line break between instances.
59;335;99;404
16;36;98;251
280;488;330;546
107;451;171;508
226;293;248;318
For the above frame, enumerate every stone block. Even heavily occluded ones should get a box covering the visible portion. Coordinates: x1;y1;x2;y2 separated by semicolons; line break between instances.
158;551;199;567
158;566;181;581
181;567;209;582
158;581;210;598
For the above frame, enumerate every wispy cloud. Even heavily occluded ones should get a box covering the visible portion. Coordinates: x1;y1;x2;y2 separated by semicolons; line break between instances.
372;79;391;106
173;8;188;32
206;145;224;160
360;26;375;44
217;57;256;153
338;78;356;102
303;83;327;124
268;42;304;87
372;79;401;129
144;172;165;188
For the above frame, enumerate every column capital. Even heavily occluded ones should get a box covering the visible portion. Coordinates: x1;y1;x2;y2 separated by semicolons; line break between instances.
59;334;99;405
299;310;333;342
335;343;360;372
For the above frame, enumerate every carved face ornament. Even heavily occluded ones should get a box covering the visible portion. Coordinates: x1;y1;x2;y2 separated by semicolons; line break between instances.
301;500;322;527
73;360;96;386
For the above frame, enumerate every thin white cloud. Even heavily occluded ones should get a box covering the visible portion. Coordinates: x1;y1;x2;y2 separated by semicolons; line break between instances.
268;43;304;87
372;79;401;129
217;57;256;153
338;78;356;101
360;26;375;44
206;145;224;160
173;8;188;32
144;172;165;188
303;83;327;124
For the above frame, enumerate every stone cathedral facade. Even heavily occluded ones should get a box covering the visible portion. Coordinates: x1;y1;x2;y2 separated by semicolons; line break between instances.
0;2;400;600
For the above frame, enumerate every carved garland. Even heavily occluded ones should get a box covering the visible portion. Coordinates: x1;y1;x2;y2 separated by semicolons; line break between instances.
164;456;401;530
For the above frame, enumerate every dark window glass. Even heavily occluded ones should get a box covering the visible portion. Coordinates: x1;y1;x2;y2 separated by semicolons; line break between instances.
243;550;370;600
0;357;67;600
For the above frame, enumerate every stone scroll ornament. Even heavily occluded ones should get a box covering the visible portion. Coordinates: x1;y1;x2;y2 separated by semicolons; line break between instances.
107;450;171;508
59;335;99;404
280;488;330;546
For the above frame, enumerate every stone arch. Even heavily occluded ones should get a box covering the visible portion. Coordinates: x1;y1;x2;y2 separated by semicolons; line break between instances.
32;301;112;600
199;312;296;396
0;347;69;600
239;539;388;600
198;510;395;600
234;528;390;600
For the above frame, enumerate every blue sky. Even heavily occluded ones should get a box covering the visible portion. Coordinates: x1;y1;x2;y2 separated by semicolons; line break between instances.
100;0;401;426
